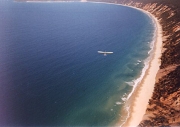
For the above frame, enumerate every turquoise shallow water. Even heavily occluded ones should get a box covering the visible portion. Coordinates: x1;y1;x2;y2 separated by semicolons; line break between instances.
0;1;155;126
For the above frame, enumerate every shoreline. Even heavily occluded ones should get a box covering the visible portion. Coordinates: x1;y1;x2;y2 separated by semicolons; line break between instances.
121;8;163;127
13;0;166;126
23;1;163;126
76;2;163;126
80;2;163;126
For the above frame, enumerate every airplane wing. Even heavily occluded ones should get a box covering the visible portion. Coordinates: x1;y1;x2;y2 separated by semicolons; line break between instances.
97;51;104;54
105;52;113;54
98;51;113;54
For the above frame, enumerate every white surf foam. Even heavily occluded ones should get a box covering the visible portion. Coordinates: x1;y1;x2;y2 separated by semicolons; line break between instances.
116;102;123;105
125;81;134;86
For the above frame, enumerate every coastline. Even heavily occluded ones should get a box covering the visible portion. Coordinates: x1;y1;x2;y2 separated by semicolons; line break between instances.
20;1;164;126
82;3;163;126
81;2;163;126
121;8;163;126
11;1;179;126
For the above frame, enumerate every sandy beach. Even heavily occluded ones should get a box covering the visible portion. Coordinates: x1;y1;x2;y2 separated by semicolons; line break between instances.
121;8;163;127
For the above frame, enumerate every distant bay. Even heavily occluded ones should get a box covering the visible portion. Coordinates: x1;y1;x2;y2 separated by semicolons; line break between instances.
0;1;155;126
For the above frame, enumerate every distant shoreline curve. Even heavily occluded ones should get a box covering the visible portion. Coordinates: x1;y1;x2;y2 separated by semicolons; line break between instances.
15;1;163;126
13;0;180;126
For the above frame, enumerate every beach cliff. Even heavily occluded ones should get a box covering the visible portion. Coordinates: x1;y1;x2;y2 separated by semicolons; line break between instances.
15;0;180;126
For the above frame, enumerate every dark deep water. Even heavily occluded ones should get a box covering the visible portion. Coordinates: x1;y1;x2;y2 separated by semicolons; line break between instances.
0;1;155;126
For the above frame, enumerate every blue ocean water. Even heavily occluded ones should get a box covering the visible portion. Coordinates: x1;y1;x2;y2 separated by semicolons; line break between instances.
0;1;155;126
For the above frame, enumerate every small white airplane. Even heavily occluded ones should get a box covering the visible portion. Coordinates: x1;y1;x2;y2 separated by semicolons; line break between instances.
98;51;113;56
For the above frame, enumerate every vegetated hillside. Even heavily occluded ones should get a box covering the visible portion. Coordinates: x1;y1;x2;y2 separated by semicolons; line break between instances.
123;0;180;7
